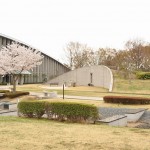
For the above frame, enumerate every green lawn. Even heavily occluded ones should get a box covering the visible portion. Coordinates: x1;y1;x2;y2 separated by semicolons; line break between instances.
0;116;150;150
113;78;150;94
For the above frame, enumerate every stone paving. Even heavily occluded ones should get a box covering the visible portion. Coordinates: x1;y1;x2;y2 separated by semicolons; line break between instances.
98;107;150;129
99;107;134;119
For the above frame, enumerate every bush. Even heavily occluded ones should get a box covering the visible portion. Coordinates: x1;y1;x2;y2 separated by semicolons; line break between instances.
103;96;150;104
88;83;94;86
45;102;99;122
0;95;6;99
0;90;10;93
4;91;29;98
136;72;150;80
0;90;10;99
18;101;46;118
18;101;99;123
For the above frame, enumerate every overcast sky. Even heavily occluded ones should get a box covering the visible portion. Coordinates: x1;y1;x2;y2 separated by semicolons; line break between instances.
0;0;150;63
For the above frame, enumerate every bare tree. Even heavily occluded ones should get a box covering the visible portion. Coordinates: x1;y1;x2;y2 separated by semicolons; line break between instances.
64;42;96;69
97;48;117;68
125;39;144;70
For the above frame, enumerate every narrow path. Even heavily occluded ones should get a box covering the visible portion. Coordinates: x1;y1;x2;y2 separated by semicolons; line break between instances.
30;92;103;101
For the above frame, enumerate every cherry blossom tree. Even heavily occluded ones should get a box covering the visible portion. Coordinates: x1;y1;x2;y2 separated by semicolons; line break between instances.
0;42;44;92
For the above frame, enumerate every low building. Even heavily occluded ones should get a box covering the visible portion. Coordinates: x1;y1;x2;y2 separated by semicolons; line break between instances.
0;34;70;85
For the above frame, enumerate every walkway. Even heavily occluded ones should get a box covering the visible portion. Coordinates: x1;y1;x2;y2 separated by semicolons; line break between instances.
30;92;103;101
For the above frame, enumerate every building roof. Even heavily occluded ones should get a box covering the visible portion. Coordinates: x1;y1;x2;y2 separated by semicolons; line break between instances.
0;33;69;69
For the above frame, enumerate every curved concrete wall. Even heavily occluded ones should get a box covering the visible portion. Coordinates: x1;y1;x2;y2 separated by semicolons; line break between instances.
48;65;113;92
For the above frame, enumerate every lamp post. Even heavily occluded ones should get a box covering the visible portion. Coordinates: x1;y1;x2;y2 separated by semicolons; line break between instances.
63;84;65;99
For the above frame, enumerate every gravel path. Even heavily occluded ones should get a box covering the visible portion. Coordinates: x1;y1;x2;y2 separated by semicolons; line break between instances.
30;92;103;101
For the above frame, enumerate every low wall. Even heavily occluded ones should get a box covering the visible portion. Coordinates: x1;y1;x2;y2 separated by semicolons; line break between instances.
48;65;113;92
96;115;127;127
125;109;148;122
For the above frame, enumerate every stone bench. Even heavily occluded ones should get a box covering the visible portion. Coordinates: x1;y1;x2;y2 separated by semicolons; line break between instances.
0;93;5;98
50;83;59;86
96;115;127;127
0;102;17;110
43;91;58;98
125;108;148;123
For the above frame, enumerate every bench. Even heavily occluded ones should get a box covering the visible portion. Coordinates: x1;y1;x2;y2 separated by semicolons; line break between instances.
43;91;58;98
50;83;59;86
96;115;127;127
125;108;148;122
0;93;5;97
0;102;17;110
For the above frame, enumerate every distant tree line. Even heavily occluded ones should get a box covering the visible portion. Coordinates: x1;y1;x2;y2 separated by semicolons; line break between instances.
64;39;150;73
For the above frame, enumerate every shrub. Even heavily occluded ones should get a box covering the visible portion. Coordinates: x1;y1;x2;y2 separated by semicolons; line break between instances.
0;90;10;93
0;90;10;99
4;91;29;98
45;102;99;123
18;101;99;123
88;83;94;86
136;72;150;80
0;95;6;99
103;96;150;104
18;101;46;118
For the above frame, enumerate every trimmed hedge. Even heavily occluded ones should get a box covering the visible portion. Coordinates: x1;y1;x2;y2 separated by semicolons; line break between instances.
18;101;99;123
0;90;10;93
0;90;10;99
136;72;150;80
45;102;99;122
18;101;45;118
4;91;29;98
103;96;150;104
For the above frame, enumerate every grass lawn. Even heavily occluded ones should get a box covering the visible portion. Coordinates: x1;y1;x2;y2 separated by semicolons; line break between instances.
4;96;150;110
113;78;150;94
15;78;150;98
44;99;150;109
0;116;150;150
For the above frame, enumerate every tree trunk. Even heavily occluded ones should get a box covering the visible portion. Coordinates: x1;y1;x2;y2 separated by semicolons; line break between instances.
12;75;17;92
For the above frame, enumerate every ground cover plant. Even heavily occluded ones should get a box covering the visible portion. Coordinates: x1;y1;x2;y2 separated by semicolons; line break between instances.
0;116;150;150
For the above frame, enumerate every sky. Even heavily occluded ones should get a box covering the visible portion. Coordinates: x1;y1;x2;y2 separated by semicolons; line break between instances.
0;0;150;63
